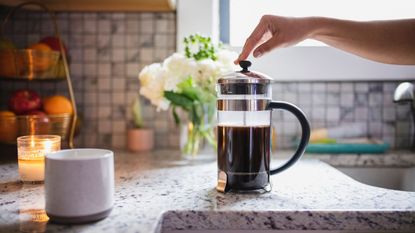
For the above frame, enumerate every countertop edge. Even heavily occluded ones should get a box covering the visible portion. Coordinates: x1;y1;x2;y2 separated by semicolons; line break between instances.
160;209;415;232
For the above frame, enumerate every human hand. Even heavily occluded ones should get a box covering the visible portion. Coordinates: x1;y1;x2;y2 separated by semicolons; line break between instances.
235;15;313;64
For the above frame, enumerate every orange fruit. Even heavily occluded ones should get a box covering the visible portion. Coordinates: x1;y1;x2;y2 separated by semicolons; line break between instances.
0;110;15;117
0;110;17;143
29;43;52;51
27;43;54;72
0;38;18;77
43;95;73;115
0;50;17;77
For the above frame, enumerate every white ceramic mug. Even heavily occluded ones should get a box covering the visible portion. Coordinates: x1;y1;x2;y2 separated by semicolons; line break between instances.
45;149;114;224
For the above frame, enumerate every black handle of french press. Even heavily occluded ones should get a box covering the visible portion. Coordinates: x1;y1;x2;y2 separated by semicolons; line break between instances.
267;101;310;175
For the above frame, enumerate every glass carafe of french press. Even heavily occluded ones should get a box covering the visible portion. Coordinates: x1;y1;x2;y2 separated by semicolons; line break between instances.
216;61;310;193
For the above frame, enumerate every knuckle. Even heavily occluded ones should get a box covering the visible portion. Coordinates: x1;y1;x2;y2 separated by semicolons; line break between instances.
260;15;270;22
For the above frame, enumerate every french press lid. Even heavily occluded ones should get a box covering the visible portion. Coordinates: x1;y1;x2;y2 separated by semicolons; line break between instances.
217;60;272;95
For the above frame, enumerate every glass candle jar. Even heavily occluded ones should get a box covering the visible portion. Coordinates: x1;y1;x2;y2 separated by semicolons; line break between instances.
17;135;61;183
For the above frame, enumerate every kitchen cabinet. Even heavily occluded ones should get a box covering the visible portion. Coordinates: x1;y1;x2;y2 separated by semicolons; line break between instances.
0;0;176;12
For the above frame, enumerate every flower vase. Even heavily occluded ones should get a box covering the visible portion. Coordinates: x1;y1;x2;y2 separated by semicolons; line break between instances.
180;121;216;161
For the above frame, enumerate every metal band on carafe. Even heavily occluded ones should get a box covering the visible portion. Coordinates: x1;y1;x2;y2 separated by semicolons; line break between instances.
217;99;269;111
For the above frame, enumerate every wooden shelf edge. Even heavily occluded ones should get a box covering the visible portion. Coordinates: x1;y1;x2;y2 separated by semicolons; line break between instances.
0;0;176;12
0;76;66;81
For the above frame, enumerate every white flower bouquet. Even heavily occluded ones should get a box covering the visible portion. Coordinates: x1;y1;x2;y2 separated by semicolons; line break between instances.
138;34;237;155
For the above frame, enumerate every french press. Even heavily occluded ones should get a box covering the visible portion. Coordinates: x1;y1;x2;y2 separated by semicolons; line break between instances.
216;60;310;193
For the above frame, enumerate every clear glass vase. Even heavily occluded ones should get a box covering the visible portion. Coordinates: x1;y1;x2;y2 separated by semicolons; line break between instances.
179;104;216;159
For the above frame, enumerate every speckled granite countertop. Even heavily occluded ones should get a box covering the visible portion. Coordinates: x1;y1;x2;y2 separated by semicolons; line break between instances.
1;150;415;233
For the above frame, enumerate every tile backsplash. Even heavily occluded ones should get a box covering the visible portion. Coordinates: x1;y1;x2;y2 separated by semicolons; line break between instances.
271;82;412;149
0;7;412;150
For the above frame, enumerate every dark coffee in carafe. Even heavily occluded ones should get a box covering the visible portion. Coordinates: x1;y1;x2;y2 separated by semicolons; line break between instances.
217;125;271;190
216;60;310;193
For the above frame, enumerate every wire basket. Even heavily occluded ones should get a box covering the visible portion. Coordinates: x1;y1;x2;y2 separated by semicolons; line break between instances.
0;49;65;80
0;114;72;144
0;2;77;148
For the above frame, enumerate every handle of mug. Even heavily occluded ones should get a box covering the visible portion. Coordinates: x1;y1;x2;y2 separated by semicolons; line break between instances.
267;101;310;175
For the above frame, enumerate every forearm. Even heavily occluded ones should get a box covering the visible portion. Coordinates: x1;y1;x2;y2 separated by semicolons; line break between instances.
308;17;415;65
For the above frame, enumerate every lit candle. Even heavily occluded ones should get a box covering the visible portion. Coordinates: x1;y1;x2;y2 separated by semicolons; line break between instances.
17;135;61;183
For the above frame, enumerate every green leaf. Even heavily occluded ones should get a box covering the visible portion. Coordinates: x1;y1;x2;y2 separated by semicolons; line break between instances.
190;105;201;126
164;91;193;110
200;128;217;149
132;96;144;128
181;89;200;101
172;106;180;125
177;78;202;101
177;76;193;89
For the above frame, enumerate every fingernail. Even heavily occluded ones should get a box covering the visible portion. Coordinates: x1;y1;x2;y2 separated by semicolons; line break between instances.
253;51;262;58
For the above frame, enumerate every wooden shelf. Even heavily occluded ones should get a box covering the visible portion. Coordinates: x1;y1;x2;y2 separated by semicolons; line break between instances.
0;0;176;12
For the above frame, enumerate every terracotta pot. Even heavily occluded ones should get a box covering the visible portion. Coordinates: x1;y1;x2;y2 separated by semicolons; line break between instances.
127;128;154;152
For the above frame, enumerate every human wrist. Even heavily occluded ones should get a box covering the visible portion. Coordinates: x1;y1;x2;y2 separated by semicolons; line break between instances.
306;17;328;40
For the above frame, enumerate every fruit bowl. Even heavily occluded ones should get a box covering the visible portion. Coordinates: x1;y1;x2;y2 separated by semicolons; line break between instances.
0;49;65;80
0;113;72;144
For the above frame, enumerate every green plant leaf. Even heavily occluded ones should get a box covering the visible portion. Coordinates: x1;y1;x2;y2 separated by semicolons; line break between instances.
200;128;217;149
177;77;193;89
179;78;218;104
132;96;144;128
172;106;180;125
177;78;200;101
190;105;201;126
164;91;193;111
